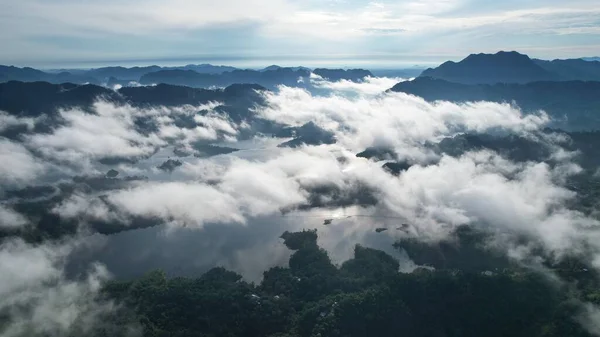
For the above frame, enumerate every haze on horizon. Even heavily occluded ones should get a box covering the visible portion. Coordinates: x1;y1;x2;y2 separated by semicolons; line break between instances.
1;0;599;68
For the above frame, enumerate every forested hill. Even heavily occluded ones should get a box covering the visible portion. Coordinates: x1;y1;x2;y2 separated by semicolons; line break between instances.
419;51;600;84
98;229;598;337
390;77;600;130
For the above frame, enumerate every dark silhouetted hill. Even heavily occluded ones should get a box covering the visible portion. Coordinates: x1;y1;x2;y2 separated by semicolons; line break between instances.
139;67;316;89
0;66;101;85
276;121;336;147
179;64;238;74
313;68;373;81
260;65;311;72
0;64;239;84
0;81;266;121
87;66;161;81
0;65;50;82
390;77;600;130
420;51;559;84
0;81;117;116
533;58;600;81
1;64;373;88
139;70;218;87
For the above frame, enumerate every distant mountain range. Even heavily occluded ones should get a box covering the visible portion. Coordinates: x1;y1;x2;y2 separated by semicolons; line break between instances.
139;68;312;89
0;64;373;89
0;81;265;120
582;57;600;62
420;51;600;84
387;51;600;130
0;80;340;163
312;68;373;81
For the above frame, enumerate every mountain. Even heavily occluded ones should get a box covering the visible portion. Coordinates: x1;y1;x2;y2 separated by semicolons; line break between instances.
420;51;559;84
139;67;314;89
276;121;336;148
0;81;117;117
260;65;311;72
583;57;600;62
121;82;267;123
261;65;284;72
0;64;237;85
533;58;600;81
0;66;101;84
178;64;238;74
139;69;218;87
87;66;162;81
390;77;600;130
0;81;278;142
1;64;373;88
313;68;373;81
58;64;236;82
371;68;425;78
0;65;49;82
0;81;265;118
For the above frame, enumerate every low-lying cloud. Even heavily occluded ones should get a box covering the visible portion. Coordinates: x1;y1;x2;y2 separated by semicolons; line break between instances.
0;138;45;188
2;76;600;335
0;238;126;337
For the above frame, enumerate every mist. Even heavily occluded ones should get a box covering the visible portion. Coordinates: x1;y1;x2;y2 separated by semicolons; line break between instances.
2;74;600;336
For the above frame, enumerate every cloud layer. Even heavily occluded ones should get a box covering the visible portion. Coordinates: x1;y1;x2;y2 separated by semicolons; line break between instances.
2;76;600;335
1;0;599;65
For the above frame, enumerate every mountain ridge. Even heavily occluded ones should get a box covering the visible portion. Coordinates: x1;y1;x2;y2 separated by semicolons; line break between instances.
420;51;559;84
421;51;600;84
390;76;600;130
0;64;374;89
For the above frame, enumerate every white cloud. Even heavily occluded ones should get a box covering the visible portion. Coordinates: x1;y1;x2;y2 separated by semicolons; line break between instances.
0;138;45;188
258;86;548;155
0;0;293;37
311;75;407;96
53;194;116;223
1;0;599;63
0;111;37;132
26;102;165;165
23;100;238;171
0;238;120;337
106;182;245;227
0;205;28;229
41;82;590;266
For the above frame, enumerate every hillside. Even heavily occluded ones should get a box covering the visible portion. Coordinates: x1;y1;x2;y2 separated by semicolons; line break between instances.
391;77;600;130
420;51;559;84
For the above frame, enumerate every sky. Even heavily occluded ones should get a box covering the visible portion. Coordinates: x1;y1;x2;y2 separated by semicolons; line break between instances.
1;0;600;68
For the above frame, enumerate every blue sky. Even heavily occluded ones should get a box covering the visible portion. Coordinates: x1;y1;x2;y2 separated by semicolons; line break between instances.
1;0;599;68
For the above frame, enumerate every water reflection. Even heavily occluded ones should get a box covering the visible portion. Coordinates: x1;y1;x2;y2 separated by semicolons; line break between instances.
69;209;414;283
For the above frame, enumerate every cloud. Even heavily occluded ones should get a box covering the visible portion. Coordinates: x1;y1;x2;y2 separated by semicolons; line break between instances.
106;182;244;226
0;111;37;133
11;78;591;270
4;75;600;334
63;151;310;228
25;102;166;166
251;85;600;267
258;86;548;155
53;193;117;223
0;205;28;229
310;75;407;96
0;138;45;188
374;151;598;254
37;81;591;267
0;238;124;337
22;100;239;171
578;303;600;336
1;0;599;64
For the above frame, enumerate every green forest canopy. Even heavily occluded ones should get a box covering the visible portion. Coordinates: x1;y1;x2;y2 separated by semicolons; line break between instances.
96;227;600;337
